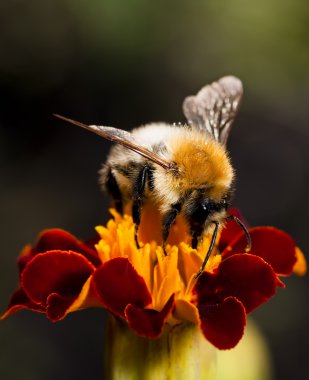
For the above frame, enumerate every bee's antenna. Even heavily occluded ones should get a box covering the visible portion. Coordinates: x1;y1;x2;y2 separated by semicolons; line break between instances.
225;214;252;252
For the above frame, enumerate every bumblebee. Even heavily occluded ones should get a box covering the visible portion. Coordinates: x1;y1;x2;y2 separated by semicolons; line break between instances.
55;76;251;278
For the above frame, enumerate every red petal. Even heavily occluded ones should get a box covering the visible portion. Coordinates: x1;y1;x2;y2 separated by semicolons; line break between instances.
219;208;249;251
222;227;297;275
195;254;278;313
19;229;101;272
198;296;246;350
92;257;152;318
1;289;45;319
21;251;95;307
125;295;175;338
46;293;76;322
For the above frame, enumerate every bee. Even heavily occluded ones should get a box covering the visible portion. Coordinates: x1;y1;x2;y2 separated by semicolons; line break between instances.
54;75;251;278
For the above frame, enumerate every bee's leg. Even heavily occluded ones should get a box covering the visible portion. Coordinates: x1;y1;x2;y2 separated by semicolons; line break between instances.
225;215;252;251
132;166;149;249
162;203;181;255
191;231;203;249
105;168;123;214
190;221;205;249
194;221;219;279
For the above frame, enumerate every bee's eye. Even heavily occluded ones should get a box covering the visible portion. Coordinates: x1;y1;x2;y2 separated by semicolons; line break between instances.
190;201;210;224
201;200;209;210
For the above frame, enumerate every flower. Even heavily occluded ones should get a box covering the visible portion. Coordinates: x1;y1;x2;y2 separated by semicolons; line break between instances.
2;206;306;350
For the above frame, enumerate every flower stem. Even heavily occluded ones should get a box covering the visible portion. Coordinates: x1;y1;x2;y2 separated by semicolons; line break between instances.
105;317;217;380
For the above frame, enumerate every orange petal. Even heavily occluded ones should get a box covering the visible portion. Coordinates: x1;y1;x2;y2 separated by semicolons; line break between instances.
173;299;200;325
293;247;307;276
66;276;103;313
152;247;182;311
177;243;202;286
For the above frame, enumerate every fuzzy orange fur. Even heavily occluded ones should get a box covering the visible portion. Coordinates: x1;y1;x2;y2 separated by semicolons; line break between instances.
167;131;234;201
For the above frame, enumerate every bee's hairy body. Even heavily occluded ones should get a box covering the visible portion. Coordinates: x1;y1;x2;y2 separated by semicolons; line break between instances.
100;123;234;248
54;75;249;276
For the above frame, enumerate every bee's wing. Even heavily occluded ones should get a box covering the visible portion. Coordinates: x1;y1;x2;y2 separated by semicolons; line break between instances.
53;114;174;170
183;76;243;145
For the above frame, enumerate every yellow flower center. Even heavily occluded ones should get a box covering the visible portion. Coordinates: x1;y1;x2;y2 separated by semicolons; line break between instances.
95;205;222;325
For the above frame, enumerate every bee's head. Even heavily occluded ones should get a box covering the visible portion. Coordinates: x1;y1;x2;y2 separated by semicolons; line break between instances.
183;190;231;247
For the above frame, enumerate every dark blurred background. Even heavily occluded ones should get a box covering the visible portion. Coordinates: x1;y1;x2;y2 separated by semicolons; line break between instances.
0;1;308;379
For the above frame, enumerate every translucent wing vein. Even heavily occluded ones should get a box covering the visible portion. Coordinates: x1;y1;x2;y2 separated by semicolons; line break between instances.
183;76;243;145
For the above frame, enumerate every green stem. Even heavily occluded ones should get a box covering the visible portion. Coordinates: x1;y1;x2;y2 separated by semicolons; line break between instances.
105;317;217;380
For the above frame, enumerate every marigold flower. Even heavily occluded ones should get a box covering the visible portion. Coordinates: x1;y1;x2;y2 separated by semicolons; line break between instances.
2;207;305;351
